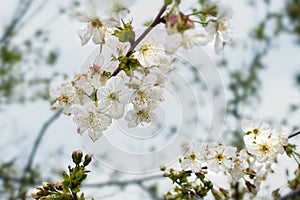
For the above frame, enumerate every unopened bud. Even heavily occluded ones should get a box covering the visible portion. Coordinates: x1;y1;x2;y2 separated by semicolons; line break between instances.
72;150;83;165
55;181;63;190
42;182;55;191
83;154;92;166
160;166;166;171
31;187;47;199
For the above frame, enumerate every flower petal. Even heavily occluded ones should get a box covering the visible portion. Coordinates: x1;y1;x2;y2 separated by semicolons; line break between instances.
92;29;105;44
78;26;93;45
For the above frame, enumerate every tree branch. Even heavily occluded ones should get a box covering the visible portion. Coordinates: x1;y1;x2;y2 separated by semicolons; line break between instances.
277;188;300;200
288;130;300;139
0;0;36;44
234;182;239;200
110;3;167;77
18;109;62;198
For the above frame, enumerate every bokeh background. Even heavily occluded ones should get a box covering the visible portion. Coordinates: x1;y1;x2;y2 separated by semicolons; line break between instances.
1;0;300;199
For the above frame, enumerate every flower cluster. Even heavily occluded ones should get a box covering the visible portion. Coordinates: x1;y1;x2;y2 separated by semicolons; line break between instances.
50;36;171;141
49;0;233;142
164;1;232;54
162;119;293;199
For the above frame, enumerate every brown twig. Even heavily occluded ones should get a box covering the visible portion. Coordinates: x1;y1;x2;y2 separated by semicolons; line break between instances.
234;182;239;200
18;109;62;199
288;130;300;139
0;0;35;44
110;3;168;77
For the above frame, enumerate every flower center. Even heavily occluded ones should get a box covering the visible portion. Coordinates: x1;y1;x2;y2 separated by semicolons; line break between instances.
189;153;196;161
259;144;270;153
137;110;151;123
216;153;224;161
89;18;102;28
109;92;119;100
88;112;102;128
140;44;154;56
58;94;69;103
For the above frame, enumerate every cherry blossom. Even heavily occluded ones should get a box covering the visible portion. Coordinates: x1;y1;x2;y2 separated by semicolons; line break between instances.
228;149;249;181
241;119;271;144
97;76;132;119
76;0;120;45
165;29;212;52
271;124;289;154
125;105;156;128
180;146;205;173
205;143;236;173
72;103;112;141
247;133;278;162
206;7;233;54
49;82;75;115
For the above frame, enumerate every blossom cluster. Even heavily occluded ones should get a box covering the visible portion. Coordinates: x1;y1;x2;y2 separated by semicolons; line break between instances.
49;0;233;142
50;37;170;141
162;119;292;198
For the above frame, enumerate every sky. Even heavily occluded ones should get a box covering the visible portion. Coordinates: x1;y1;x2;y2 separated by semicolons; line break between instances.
1;0;300;199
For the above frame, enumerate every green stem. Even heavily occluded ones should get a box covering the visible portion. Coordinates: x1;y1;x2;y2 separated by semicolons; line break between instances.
193;20;209;25
292;153;300;166
186;11;205;16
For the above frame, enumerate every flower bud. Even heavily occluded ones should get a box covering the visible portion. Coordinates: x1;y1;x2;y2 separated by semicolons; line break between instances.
55;181;63;190
42;182;55;191
72;150;83;165
31;187;47;199
160;165;166;171
83;154;92;166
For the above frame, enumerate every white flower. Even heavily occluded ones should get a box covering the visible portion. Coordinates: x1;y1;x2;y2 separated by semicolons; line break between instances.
135;39;169;67
73;103;112;141
165;29;212;52
157;53;174;74
271;124;289;154
102;0;136;20
130;74;164;108
149;67;168;85
241;119;271;144
205;143;236;173
247;134;278;163
73;74;94;96
206;7;233;54
76;0;119;45
131;86;164;109
254;168;267;189
228;149;249;181
125;106;156;128
97;76;132;119
181;146;205;173
87;64;111;89
49;82;75;114
181;152;203;173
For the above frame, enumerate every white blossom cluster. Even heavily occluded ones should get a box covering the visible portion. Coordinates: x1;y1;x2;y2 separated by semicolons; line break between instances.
49;37;172;141
49;0;233;142
179;119;289;191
